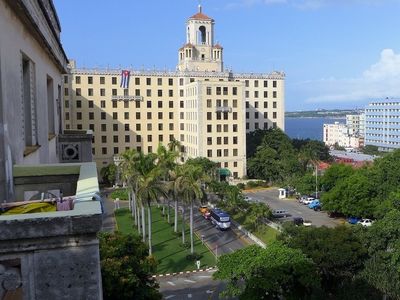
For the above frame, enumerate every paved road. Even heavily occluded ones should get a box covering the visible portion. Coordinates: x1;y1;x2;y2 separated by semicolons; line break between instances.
193;210;253;256
158;269;236;300
244;188;342;228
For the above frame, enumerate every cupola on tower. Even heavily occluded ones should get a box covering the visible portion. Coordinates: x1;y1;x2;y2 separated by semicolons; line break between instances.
178;5;223;72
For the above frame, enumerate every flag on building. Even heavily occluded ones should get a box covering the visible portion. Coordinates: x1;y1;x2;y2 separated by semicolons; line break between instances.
120;70;130;89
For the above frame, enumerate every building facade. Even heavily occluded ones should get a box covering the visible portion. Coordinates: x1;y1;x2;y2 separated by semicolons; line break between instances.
365;99;400;151
64;6;285;178
0;0;69;200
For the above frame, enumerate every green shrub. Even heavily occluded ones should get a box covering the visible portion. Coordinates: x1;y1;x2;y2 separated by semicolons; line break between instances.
186;252;202;261
110;188;129;200
181;241;190;249
237;183;245;190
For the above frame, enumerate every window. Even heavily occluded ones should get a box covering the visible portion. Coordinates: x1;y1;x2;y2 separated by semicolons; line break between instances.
180;89;184;97
148;146;153;153
217;150;222;157
157;78;162;85
264;80;268;87
169;90;173;97
264;122;268;129
207;112;212;120
112;101;117;108
254;101;259;108
273;122;277;128
113;136;118;143
88;76;93;84
158;90;162;97
124;101;129;108
123;112;129;120
233;124;238;132
114;147;119;154
169;112;173;119
65;112;70;120
168;78;173;86
125;135;130;143
64;76;68;84
273;91;277;98
233;136;238;144
264;112;268;118
77;124;82;130
169;123;174;130
273;80;277;88
158;112;163;119
135;89;140;96
273;112;277;119
146;78;151;85
147;124;152;131
76;88;81;96
245;80;249;87
179;78;184;86
136;135;142;142
217;137;222;145
233;87;237;95
146;89;151;97
75;76;81;84
273;101;277;108
246;101;249;109
88;88;93;96
158;101;163;108
89;112;94;120
207;137;212;145
217;125;222;132
88;100;94;108
223;87;228;95
207;99;212;108
254;91;259;98
113;112;118;120
255;112;259;119
100;88;105;96
180;101;184;108
101;112;106;120
233;100;237;108
147;112;152;119
224;149;228;156
254;80;259;87
224;137;228;144
135;101;140;108
264;101;268;108
207;87;212;95
207;125;212;133
233;112;237;120
125;124;130;131
136;112;140;119
264;91;268;98
102;147;107;155
112;77;117;85
113;124;118;131
169;101;174;108
64;88;69;96
101;136;107;143
147;101;152;108
223;124;228;132
65;100;69;108
100;77;105;84
216;87;221;95
246;112;250;118
135;78;140;85
158;123;163;130
246;123;249;130
76;112;82;120
101;124;107;131
92;148;95;155
245;91;249;98
255;123;259;129
207;150;212;157
135;123;141;131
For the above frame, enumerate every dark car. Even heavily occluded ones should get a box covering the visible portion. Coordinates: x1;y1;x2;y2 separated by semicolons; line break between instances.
293;217;304;226
348;216;361;225
313;204;322;211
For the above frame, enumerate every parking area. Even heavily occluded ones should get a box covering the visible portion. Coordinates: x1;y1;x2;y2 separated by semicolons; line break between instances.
244;188;342;228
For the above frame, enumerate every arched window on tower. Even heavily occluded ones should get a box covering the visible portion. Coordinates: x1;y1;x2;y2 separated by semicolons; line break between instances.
198;26;206;44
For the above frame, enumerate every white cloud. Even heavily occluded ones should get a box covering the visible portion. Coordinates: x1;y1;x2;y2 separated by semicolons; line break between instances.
303;49;400;103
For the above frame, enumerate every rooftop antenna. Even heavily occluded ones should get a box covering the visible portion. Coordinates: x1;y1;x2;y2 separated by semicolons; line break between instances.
198;0;202;13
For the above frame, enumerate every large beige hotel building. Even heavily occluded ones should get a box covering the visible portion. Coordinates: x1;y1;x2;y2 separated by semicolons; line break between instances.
64;6;285;178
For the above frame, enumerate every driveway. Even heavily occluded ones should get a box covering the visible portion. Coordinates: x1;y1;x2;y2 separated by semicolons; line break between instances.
244;188;342;228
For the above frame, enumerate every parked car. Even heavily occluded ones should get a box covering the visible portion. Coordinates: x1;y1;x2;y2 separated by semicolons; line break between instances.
303;220;312;226
348;216;361;225
303;197;315;205
313;204;322;211
358;218;374;227
199;205;209;215
293;217;304;226
272;209;289;218
298;195;308;203
308;200;320;209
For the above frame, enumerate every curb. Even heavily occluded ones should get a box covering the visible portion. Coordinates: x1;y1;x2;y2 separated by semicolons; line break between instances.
152;266;217;278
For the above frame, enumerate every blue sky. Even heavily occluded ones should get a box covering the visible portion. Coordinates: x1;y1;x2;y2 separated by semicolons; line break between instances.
53;0;400;111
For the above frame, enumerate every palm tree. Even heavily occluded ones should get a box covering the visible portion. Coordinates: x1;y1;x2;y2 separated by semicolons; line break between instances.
175;164;204;253
136;163;166;256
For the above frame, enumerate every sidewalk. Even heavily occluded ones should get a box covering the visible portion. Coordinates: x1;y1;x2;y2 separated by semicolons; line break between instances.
101;187;129;232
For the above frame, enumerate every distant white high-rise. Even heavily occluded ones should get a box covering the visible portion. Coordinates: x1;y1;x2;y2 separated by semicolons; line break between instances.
364;99;400;151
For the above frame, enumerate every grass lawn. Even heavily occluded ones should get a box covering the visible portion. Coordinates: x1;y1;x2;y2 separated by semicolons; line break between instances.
253;224;279;245
115;207;216;274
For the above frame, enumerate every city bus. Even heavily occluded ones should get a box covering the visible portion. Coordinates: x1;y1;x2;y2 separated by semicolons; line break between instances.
210;208;231;230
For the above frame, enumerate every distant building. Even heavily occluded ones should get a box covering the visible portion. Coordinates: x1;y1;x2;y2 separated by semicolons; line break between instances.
365;100;400;151
64;5;286;179
323;122;360;148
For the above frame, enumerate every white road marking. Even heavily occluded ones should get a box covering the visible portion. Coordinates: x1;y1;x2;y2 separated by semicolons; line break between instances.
229;247;234;252
167;281;176;286
188;294;192;298
184;279;196;283
165;295;175;299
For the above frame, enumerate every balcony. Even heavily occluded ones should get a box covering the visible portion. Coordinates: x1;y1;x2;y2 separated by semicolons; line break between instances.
58;130;93;163
215;106;232;113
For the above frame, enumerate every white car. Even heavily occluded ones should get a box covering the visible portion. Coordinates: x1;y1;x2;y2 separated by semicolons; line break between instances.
303;198;314;205
358;219;374;227
303;220;312;227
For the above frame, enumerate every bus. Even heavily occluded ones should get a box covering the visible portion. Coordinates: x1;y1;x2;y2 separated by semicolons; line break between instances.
210;208;231;230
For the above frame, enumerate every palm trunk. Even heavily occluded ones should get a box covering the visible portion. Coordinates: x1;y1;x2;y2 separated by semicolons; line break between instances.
137;203;141;234
174;197;178;233
162;200;165;216
167;199;171;223
190;200;194;254
181;204;186;244
132;191;137;225
148;202;152;256
141;205;146;242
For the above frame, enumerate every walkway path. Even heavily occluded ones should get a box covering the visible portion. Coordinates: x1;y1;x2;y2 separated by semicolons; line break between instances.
100;187;129;232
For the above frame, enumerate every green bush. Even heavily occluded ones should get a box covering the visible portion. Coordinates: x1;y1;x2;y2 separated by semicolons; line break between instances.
181;241;190;249
237;183;245;190
186;252;202;261
110;188;129;200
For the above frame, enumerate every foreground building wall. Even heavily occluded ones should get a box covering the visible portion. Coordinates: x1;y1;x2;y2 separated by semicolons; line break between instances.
0;0;68;201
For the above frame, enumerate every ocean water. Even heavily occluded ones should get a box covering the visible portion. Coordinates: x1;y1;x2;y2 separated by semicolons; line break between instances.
285;117;344;141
